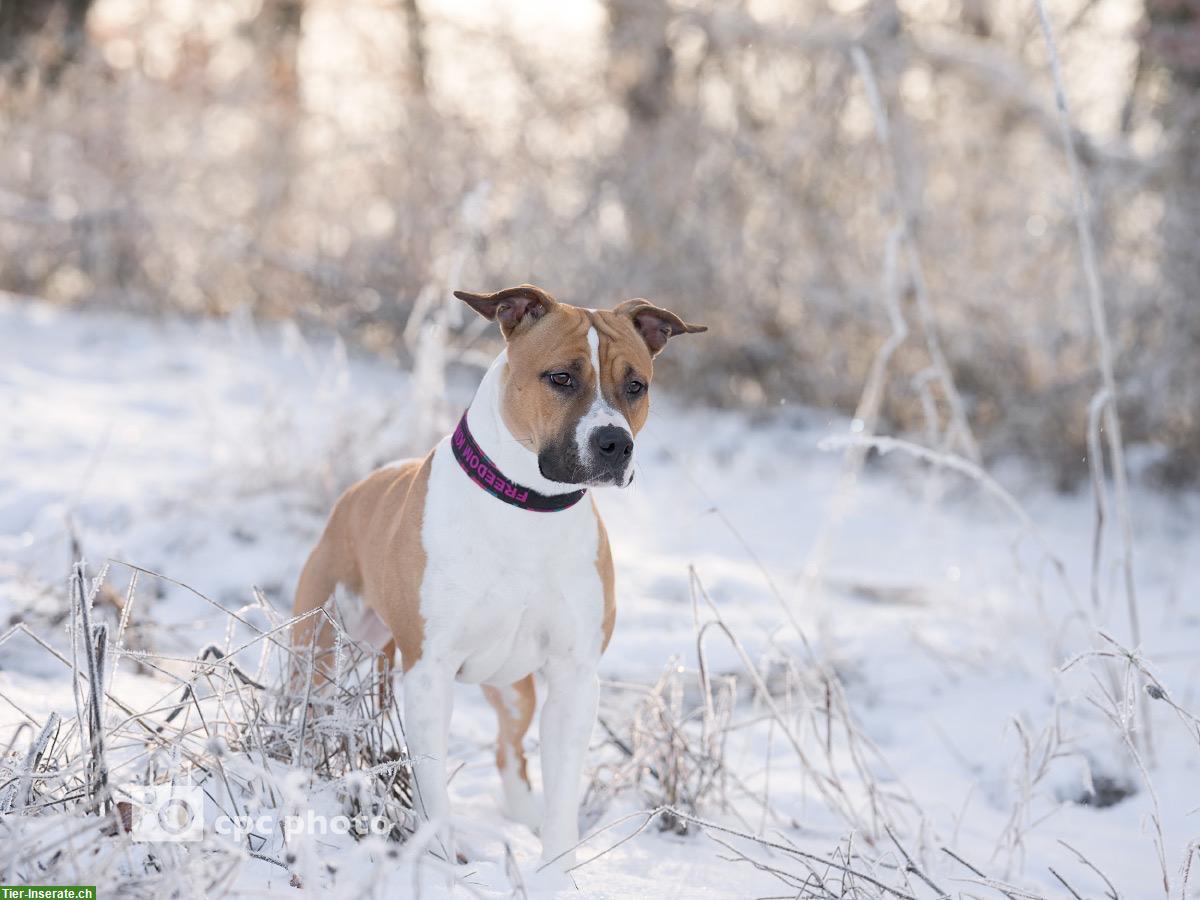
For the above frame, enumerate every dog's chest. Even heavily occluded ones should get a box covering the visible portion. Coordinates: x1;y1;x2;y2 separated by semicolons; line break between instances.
418;441;606;685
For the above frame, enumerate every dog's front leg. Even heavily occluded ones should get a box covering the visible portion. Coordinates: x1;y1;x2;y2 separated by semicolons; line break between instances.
537;655;599;873
402;658;457;858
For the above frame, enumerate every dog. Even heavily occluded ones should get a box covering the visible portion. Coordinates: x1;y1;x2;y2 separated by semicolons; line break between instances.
292;284;705;875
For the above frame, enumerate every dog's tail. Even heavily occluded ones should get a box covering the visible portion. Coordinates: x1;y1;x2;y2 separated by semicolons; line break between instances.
291;512;357;689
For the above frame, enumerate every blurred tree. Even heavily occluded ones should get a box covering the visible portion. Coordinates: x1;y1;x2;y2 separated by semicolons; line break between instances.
245;0;305;313
1143;0;1200;481
401;0;428;97
604;0;679;269
960;0;992;38
0;0;91;82
249;0;304;101
606;0;673;125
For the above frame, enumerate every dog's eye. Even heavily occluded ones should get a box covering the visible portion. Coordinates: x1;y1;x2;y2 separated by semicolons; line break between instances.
547;372;574;388
626;380;646;397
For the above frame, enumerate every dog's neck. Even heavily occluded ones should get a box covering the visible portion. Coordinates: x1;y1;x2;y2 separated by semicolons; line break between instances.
464;350;586;497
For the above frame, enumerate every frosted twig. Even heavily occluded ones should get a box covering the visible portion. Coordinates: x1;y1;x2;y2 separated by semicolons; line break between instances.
1085;677;1169;897
1181;840;1197;900
1056;839;1120;900
1086;389;1110;611
795;223;906;627
543;804;918;899
1050;866;1086;899
850;44;979;464
818;433;1080;609
1031;0;1148;758
884;825;945;897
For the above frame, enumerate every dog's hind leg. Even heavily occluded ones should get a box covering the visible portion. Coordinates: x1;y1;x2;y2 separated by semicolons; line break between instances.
482;675;540;830
291;521;359;688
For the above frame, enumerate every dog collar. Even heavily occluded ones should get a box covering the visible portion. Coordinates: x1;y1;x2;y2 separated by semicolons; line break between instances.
451;412;587;512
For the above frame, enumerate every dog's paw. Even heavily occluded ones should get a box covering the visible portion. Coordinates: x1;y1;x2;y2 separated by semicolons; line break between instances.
522;860;576;894
500;786;543;832
450;833;490;864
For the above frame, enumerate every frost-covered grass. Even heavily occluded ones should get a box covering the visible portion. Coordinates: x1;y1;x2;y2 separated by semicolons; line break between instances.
2;296;1199;898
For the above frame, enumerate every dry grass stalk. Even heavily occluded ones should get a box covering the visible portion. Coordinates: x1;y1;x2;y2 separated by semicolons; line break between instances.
0;563;419;895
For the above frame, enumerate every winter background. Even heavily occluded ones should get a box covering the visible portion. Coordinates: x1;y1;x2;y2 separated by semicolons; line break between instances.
2;1;1199;898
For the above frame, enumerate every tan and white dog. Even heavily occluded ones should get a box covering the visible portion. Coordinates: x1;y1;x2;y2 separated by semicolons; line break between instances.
292;284;705;875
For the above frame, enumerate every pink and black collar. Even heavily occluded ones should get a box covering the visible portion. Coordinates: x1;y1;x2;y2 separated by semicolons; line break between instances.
451;412;587;512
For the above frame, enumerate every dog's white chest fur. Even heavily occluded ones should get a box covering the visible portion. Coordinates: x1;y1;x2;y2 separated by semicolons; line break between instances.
412;352;607;687
419;441;604;685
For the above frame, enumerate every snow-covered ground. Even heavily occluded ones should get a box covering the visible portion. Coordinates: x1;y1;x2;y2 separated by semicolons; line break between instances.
2;295;1198;898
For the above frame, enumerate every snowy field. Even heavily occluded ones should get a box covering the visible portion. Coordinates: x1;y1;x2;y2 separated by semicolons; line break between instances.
2;295;1198;898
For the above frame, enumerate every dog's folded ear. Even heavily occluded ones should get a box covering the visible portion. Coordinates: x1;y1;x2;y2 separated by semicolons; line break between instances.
613;299;708;356
453;284;558;337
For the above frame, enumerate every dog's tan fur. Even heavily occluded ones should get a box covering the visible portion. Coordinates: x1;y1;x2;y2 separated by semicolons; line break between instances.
499;303;654;451
593;496;616;652
293;454;432;677
481;675;537;792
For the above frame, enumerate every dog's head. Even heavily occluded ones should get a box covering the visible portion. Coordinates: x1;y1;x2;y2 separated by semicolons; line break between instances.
454;284;707;487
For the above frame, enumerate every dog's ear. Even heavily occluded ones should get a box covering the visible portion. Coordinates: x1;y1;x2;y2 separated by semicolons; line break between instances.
453;284;557;338
614;299;708;356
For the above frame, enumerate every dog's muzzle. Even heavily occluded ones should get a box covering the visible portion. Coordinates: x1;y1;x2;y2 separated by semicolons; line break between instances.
538;425;634;487
588;427;628;475
590;426;633;482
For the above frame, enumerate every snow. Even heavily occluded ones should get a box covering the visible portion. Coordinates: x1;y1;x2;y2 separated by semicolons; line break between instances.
2;295;1198;897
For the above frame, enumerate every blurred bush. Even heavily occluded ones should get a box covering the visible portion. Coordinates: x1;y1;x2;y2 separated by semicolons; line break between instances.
1;0;1197;487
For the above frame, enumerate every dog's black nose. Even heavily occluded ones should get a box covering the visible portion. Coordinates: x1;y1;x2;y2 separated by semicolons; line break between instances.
592;426;633;462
